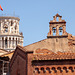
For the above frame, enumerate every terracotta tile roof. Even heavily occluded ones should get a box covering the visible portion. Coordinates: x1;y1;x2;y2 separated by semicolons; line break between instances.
33;51;75;60
0;51;14;59
17;45;33;53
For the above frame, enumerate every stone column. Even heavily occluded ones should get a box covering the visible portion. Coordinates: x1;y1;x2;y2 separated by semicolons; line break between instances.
0;37;2;49
17;22;19;34
22;41;23;46
18;37;20;45
45;67;50;75
54;16;56;21
63;25;66;35
62;68;68;75
14;37;16;49
4;37;5;49
10;37;13;48
35;70;38;75
73;69;75;75
8;25;10;34
1;22;3;34
68;68;73;75
17;37;18;45
59;17;62;21
56;25;59;36
57;69;62;75
50;26;53;36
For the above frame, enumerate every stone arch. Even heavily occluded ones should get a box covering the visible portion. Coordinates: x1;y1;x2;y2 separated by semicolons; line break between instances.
40;67;44;70
46;67;50;73
52;27;56;36
57;67;61;70
5;27;8;33
35;68;39;73
5;37;7;48
52;67;56;70
40;67;45;73
63;67;68;72
69;66;73;69
59;26;63;35
69;66;74;72
57;67;62;73
56;17;59;21
52;67;57;73
63;67;67;70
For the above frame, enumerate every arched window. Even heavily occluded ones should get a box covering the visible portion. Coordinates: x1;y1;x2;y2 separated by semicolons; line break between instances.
59;27;63;35
16;38;17;46
15;25;17;30
5;39;7;47
5;27;8;32
41;67;45;73
3;24;8;33
56;17;59;21
52;67;57;73
69;67;73;71
35;68;39;73
63;67;67;70
13;38;14;48
11;21;13;26
52;67;56;70
52;27;56;36
46;67;50;73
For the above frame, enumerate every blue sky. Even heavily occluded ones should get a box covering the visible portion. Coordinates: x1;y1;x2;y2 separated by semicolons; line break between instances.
0;0;75;46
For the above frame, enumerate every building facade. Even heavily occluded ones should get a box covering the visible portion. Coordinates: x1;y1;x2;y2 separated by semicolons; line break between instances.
10;14;75;75
0;16;23;51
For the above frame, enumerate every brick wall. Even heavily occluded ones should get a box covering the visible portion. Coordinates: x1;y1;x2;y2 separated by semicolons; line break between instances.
10;46;75;75
32;60;75;75
10;47;27;75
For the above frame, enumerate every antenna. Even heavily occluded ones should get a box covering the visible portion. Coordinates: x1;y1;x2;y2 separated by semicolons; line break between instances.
13;11;15;16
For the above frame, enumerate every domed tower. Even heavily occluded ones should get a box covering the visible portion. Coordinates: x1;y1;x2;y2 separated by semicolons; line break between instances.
0;16;23;51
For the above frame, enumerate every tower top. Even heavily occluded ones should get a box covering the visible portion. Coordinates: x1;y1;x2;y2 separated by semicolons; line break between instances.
53;13;62;18
0;16;23;51
47;14;67;38
0;16;20;21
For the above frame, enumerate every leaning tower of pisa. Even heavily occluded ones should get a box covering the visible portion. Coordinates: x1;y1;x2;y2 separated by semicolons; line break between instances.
0;16;23;51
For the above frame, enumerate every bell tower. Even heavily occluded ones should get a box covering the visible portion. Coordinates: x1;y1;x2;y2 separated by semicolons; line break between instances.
47;13;67;37
0;16;23;51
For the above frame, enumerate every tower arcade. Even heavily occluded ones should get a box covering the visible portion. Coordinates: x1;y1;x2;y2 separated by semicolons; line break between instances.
47;13;67;37
0;16;23;51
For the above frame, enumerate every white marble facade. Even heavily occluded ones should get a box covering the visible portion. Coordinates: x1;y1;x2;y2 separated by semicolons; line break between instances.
0;16;23;51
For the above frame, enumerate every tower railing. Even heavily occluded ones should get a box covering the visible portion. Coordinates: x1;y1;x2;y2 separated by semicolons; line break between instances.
0;14;19;18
